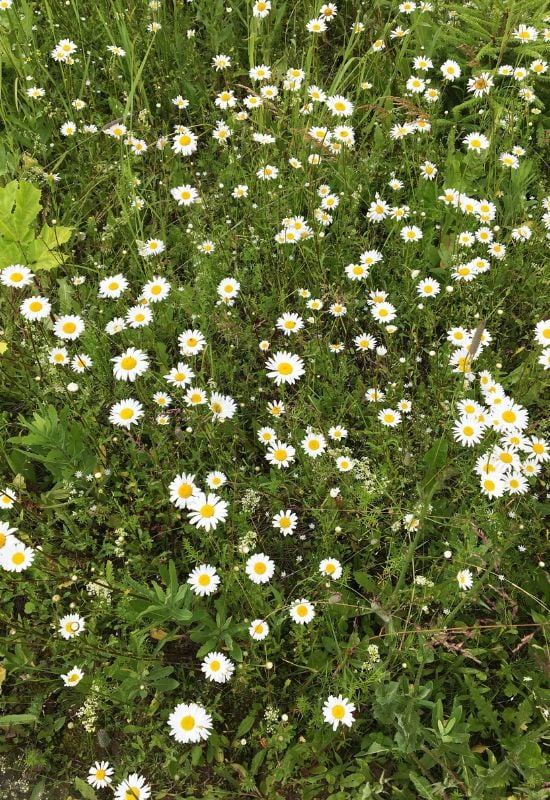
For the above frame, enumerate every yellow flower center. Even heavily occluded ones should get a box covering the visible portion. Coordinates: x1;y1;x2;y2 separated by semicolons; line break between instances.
187;337;198;346
334;101;346;111
12;552;25;565
332;704;345;719
174;372;185;382
120;356;137;371
502;410;516;423
254;623;264;634
308;440;320;450
254;562;267;574
119;408;134;420
29;301;42;312
68;673;80;682
0;533;5;548
198;574;211;586
211;402;223;413
325;563;335;574
10;272;23;282
296;604;308;617
125;787;141;800
279;517;290;528
95;769;106;780
200;504;215;518
273;448;287;462
54;353;65;362
108;281;119;291
151;285;162;295
190;393;202;403
134;313;145;322
278;362;292;375
209;660;220;672
484;480;495;491
463;426;474;436
178;483;193;498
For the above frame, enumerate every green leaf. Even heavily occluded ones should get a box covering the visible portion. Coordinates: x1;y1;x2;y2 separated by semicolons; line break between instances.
236;704;260;738
74;776;98;800
13;181;41;231
0;713;37;726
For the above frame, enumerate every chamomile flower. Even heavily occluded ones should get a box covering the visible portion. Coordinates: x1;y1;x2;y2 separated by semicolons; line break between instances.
276;313;304;336
335;455;354;472
53;315;85;340
258;426;277;445
126;305;153;328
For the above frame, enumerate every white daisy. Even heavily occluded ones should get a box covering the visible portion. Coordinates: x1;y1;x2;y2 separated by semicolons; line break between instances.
187;564;220;597
112;348;149;382
187;492;228;531
245;552;275;584
200;652;235;683
322;695;356;730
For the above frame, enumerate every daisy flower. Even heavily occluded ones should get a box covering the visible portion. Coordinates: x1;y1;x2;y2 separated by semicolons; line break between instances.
164;362;195;388
272;509;298;535
187;564;220;597
206;471;227;490
322;695;356;730
112;348;149;382
301;431;327;458
61;666;84;687
87;762;114;789
168;473;198;509
217;277;240;300
109;398;144;428
1;264;34;288
0;488;17;509
258;426;277;445
59;613;85;639
179;329;206;356
184;387;207;406
126;305;153;328
53;315;85;340
266;440;296;469
0;541;35;572
463;132;490;153
335;456;354;472
172;128;198;155
265;351;305;385
289;598;315;624
326;95;354;117
114;774;151;800
456;568;473;590
141;277;171;303
246;552;275;584
139;238;165;257
378;408;402;427
276;313;304;336
201;652;235;683
20;296;51;321
319;558;342;580
187;492;228;532
249;619;269;640
98;274;128;299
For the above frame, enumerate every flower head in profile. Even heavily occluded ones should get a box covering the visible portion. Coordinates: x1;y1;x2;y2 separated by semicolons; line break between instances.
457;568;473;590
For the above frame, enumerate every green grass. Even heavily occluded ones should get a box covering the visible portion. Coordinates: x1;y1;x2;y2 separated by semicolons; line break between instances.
0;0;549;798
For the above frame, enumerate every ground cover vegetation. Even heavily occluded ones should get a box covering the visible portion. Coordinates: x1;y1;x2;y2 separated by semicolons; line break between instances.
0;0;549;798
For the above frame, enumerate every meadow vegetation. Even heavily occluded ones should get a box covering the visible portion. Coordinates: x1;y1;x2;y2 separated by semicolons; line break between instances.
0;0;549;798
